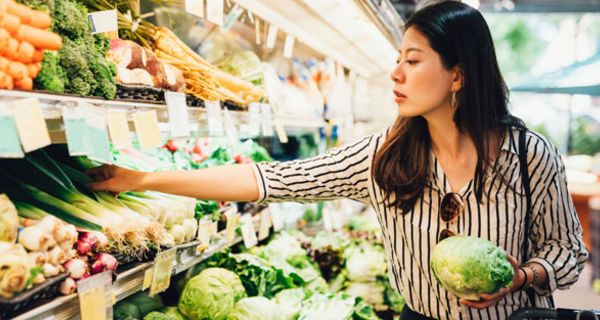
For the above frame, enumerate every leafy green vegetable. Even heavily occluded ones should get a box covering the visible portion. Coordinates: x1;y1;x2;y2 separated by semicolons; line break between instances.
53;0;88;39
299;293;355;320
381;277;404;313
226;297;280;320
345;282;385;308
273;288;305;320
128;291;165;316
143;311;179;320
161;307;187;320
114;302;141;320
352;297;380;320
35;52;66;93
430;236;514;300
178;268;246;320
345;243;386;282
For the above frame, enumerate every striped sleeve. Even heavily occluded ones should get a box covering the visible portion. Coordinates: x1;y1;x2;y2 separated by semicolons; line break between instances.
252;134;378;205
527;140;589;296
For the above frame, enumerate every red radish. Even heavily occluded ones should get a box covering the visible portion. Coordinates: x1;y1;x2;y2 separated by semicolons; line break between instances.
94;253;118;272
78;232;98;247
59;278;76;295
76;240;91;256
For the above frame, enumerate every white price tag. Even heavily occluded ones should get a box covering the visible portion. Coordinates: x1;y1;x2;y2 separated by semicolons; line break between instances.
77;271;113;320
132;110;162;150
266;24;278;49
107;110;132;149
185;0;204;17
84;105;111;164
206;0;224;26
222;4;243;31
258;210;272;241
274;119;288;144
165;92;190;138
248;103;261;137
261;104;274;137
196;218;212;252
322;210;333;232
0;103;24;158
88;10;118;34
283;34;295;58
271;207;284;232
150;248;176;296
254;19;261;45
205;101;224;136
240;214;257;248
223;109;239;144
11;98;51;153
225;208;240;243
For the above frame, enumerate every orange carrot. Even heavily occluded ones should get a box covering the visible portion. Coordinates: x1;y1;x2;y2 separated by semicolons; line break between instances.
6;0;32;25
2;37;18;60
14;76;32;90
27;62;39;78
0;28;9;48
16;25;61;50
32;48;43;62
7;60;27;79
17;40;33;63
0;57;9;70
1;13;20;35
29;10;51;30
0;71;14;89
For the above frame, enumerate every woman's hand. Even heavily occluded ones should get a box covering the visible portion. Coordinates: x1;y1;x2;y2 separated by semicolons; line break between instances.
86;165;148;192
460;254;526;309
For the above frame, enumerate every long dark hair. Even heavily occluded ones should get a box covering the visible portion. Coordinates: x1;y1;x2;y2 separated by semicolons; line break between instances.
373;1;524;213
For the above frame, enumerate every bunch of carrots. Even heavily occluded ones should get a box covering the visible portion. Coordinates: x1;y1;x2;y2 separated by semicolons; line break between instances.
0;0;62;90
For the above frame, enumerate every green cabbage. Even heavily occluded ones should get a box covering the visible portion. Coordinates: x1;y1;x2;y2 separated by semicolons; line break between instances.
345;281;385;307
430;236;514;300
274;288;305;320
178;268;246;320
298;293;355;320
227;297;280;320
345;244;387;282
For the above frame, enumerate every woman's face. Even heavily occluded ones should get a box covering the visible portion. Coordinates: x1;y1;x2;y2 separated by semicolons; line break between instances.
390;27;456;118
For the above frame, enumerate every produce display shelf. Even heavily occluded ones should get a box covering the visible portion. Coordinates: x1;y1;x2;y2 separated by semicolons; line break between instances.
0;89;326;137
12;213;262;320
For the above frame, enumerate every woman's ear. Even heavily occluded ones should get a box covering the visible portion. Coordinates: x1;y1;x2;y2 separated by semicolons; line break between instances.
451;65;464;92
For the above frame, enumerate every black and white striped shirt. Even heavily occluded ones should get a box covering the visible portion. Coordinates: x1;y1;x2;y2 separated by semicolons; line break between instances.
252;127;588;320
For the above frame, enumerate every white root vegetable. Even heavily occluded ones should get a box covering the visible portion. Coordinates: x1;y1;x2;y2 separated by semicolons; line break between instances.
48;246;69;265
18;226;55;252
43;263;59;277
27;251;47;266
59;277;76;295
63;258;86;279
54;224;77;249
35;215;58;235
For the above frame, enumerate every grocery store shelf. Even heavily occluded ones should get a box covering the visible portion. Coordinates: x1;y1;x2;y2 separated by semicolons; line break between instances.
12;213;261;320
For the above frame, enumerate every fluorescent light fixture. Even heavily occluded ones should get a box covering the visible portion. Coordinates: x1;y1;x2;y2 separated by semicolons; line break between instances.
463;0;480;9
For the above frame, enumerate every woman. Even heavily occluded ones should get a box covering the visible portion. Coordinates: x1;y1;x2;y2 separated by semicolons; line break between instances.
88;1;588;319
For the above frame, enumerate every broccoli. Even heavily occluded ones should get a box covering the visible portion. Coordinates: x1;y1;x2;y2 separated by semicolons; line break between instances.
34;51;66;93
17;0;55;13
59;38;94;96
53;0;89;39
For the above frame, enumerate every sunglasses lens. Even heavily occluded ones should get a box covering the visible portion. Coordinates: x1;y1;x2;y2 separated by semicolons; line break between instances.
438;229;456;242
441;193;463;222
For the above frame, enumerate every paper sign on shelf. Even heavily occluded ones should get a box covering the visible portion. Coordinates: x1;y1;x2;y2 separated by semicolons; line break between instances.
266;24;278;49
274;118;288;144
206;0;224;26
261;103;274;137
322;210;334;232
165;92;190;138
223;109;239;144
0;102;24;158
77;271;113;320
11;98;51;153
240;214;257;248
132;110;162;150
107;110;132;149
185;0;204;17
205;100;224;136
84;105;111;164
283;34;295;58
142;267;153;290
222;4;243;31
62;105;90;156
196;217;212;252
150;248;176;296
271;205;284;232
88;10;118;34
254;19;261;45
258;210;272;241
247;103;261;137
225;207;240;243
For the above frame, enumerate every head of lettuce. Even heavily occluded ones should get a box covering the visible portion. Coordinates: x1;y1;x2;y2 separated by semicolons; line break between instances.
430;236;514;300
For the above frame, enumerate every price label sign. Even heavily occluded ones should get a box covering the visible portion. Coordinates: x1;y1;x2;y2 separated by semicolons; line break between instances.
206;0;224;26
254;19;261;45
240;214;257;248
0;102;24;158
248;103;261;137
196;217;213;253
142;267;153;290
11;98;51;153
150;248;176;296
271;205;284;232
77;271;113;320
165;92;190;138
132;110;162;150
258;210;272;241
261;103;274;137
222;4;243;31
62;105;91;156
283;34;295;58
225;209;240;243
107;110;132;149
322;210;334;232
84;105;111;164
274;118;288;144
185;0;204;17
88;10;118;34
223;109;239;144
266;24;278;49
205;100;224;136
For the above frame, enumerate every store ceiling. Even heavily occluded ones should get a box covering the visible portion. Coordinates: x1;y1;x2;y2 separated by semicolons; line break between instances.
391;0;600;21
